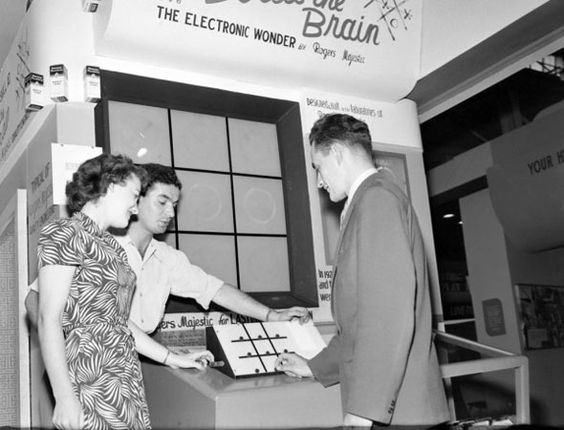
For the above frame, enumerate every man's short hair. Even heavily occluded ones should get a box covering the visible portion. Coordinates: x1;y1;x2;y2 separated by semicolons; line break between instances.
140;163;182;196
309;114;373;158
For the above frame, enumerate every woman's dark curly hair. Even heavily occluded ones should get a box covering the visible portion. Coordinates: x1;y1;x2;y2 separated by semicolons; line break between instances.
66;153;147;215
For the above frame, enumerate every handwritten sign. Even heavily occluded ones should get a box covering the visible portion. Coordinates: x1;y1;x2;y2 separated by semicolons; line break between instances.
0;22;33;170
27;143;55;282
93;0;422;101
317;267;333;303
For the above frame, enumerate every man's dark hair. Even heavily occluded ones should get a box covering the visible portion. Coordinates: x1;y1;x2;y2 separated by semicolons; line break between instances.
309;113;373;158
66;153;147;214
140;163;182;196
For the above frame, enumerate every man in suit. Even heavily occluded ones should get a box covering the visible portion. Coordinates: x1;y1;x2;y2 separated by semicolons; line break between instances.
275;114;449;427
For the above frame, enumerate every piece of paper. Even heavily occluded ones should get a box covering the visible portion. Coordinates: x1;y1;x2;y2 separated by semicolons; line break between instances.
51;143;103;205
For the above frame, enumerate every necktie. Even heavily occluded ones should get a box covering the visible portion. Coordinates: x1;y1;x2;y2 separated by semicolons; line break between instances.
340;199;349;227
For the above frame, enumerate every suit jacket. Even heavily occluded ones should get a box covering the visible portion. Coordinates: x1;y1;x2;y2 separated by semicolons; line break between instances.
308;170;449;425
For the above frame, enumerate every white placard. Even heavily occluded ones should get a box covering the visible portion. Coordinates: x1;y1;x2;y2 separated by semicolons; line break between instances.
93;0;422;102
51;143;102;205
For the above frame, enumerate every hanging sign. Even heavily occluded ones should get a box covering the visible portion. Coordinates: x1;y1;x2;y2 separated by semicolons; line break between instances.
487;114;564;252
93;0;422;101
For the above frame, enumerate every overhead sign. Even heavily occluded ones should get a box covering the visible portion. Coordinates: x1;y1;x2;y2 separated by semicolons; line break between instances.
487;108;564;253
93;0;422;101
488;140;564;252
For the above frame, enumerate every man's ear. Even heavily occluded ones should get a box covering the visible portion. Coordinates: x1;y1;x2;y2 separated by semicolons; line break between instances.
332;143;345;165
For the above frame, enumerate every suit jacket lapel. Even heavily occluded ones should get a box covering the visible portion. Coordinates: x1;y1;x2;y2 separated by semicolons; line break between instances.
330;175;377;322
334;174;375;257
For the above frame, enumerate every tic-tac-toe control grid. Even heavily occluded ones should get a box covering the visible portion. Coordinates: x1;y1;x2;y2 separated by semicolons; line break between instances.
207;321;312;378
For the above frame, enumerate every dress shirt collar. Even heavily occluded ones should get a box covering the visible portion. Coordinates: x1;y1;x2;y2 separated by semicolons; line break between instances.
347;167;379;204
115;233;159;262
341;167;379;223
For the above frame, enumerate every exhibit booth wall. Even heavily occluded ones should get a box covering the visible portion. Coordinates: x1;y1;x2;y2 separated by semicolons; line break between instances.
1;0;548;427
0;2;434;426
0;0;438;326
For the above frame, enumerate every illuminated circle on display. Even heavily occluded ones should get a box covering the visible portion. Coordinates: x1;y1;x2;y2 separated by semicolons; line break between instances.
243;187;276;225
187;183;222;221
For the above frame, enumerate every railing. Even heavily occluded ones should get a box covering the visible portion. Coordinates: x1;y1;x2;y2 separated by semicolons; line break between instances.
435;330;530;424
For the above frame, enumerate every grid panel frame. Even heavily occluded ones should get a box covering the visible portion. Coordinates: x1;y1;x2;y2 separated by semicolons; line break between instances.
95;70;318;311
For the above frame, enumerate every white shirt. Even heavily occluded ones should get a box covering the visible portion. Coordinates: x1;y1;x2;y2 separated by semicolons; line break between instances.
341;167;379;225
114;235;224;333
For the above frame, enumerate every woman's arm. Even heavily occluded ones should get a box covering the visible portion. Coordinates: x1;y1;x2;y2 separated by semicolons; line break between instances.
38;265;84;430
128;320;213;369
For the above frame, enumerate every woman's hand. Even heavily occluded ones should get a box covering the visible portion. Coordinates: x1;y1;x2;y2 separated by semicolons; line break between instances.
165;349;215;370
52;395;85;430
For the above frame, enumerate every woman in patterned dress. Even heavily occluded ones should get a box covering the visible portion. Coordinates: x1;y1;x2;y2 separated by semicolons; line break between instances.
37;154;213;430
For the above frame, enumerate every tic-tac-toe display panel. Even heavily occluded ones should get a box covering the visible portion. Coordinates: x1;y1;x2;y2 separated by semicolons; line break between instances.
206;321;325;379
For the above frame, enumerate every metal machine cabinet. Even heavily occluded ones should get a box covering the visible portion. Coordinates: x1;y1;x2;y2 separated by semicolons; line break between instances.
142;361;342;429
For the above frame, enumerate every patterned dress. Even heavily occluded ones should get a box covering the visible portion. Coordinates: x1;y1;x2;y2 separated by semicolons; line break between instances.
38;212;151;429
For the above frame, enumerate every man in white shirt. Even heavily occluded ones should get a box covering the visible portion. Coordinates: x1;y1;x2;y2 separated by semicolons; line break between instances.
26;164;310;351
116;163;310;335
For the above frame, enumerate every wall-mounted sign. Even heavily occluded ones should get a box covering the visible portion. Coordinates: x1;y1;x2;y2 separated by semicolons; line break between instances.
0;21;33;170
515;284;564;351
482;298;506;337
51;143;102;205
300;89;421;147
93;0;422;102
487;139;564;252
487;109;564;252
27;139;55;284
26;142;102;282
